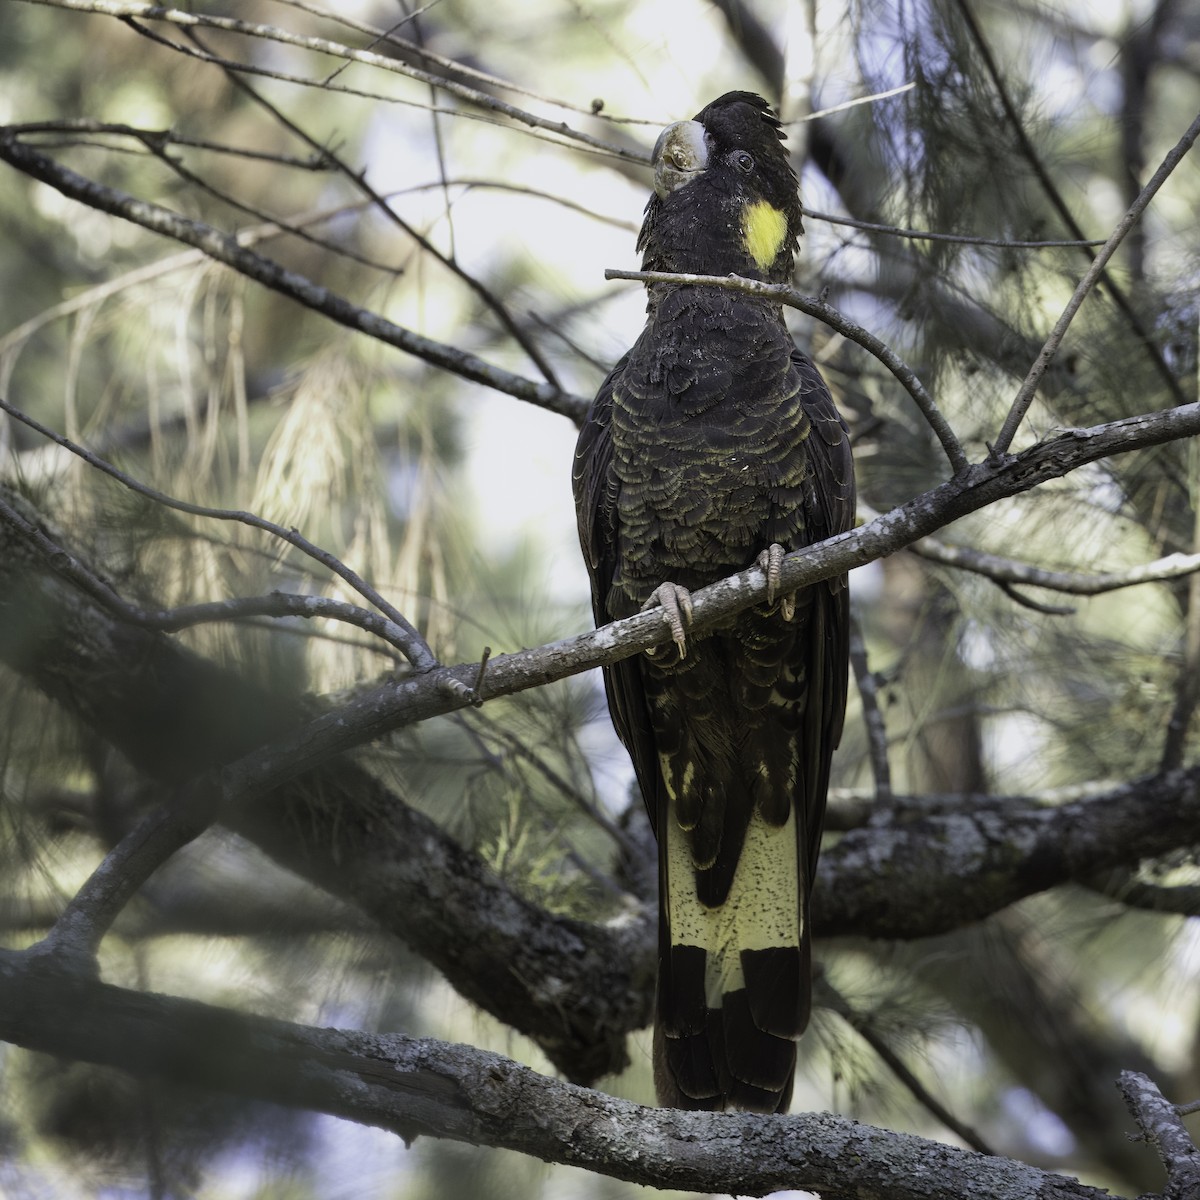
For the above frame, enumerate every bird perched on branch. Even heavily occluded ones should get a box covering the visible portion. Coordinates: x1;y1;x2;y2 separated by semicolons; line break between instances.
573;92;854;1112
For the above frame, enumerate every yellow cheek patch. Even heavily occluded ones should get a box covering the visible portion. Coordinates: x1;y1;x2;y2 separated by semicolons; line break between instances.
742;199;789;270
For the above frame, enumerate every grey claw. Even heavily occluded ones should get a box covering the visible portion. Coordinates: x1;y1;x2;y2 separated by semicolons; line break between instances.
757;543;785;606
758;543;797;620
643;582;693;657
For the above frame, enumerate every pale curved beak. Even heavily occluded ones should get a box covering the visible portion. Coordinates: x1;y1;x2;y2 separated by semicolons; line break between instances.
653;120;710;199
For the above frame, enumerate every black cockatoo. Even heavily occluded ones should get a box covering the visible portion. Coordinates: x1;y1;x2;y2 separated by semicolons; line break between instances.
573;91;854;1112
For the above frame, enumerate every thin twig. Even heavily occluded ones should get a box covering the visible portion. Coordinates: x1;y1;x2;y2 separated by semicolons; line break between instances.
1082;867;1200;917
463;709;638;857
0;131;588;423
450;713;629;900
804;206;1107;249
818;977;995;1156
9;118;331;169
0;493;432;655
117;109;403;275
0;397;438;670
990;106;1200;457
604;267;967;474
180;26;563;388
15;0;644;164
955;0;1189;411
994;580;1075;616
848;612;892;802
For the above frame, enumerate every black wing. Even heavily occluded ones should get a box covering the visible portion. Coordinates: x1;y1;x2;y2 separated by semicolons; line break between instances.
572;353;666;831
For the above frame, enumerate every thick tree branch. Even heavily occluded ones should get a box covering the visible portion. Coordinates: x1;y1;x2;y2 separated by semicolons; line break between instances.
3;479;1200;1076
817;766;1200;938
0;949;1118;1200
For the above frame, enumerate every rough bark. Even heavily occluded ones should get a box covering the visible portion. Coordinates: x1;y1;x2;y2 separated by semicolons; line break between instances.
0;948;1122;1200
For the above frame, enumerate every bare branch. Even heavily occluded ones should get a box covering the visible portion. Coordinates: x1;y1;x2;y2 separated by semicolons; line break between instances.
818;766;1200;939
14;0;643;164
0;131;589;423
848;612;893;801
0;950;1120;1200
1118;1070;1200;1200
10;118;332;169
0;491;420;654
802;82;918;121
953;0;1191;414
0;397;437;670
990;105;1200;455
816;975;995;1156
878;505;1200;596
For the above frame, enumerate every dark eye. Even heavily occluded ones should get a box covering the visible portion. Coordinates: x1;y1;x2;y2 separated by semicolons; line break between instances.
736;152;754;173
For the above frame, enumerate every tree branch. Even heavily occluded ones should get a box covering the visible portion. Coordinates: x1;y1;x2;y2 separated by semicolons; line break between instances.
953;0;1192;415
871;503;1200;597
0;949;1118;1200
0;130;589;424
990;104;1200;455
0;396;438;671
1118;1070;1200;1200
14;0;643;164
817;766;1200;938
848;611;893;801
0;490;419;660
4;483;1200;1076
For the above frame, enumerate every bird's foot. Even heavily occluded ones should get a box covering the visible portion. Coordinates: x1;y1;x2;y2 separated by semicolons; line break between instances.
757;543;796;622
643;581;694;658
